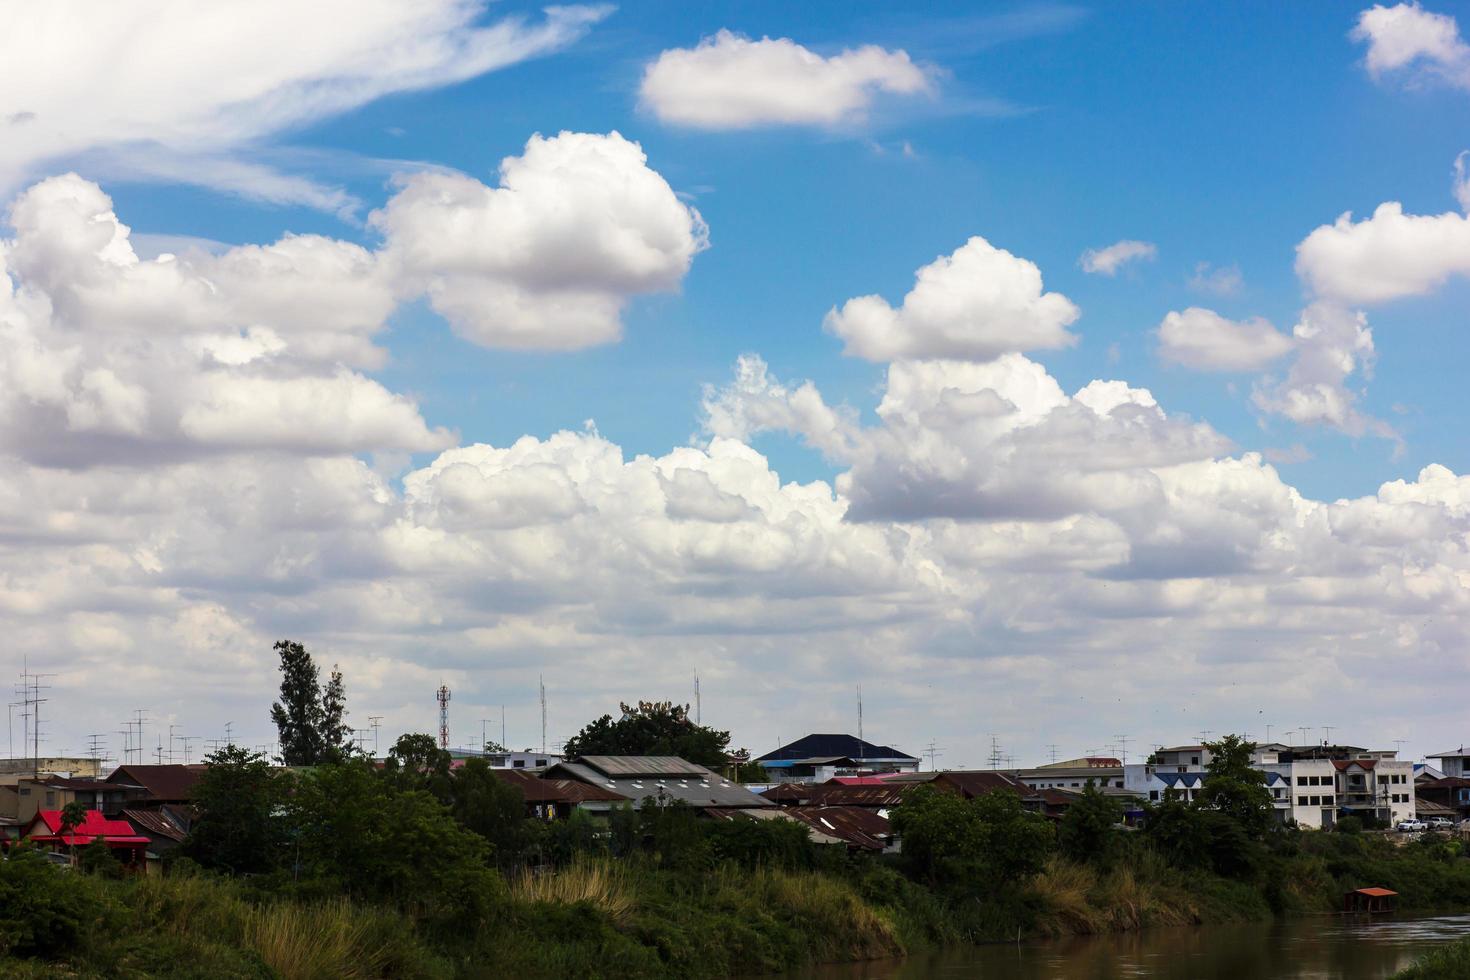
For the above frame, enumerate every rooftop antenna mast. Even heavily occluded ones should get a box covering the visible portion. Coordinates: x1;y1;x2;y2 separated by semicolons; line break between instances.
924;739;944;771
1322;725;1335;744
988;734;1002;770
857;684;864;747
694;673;701;726
1114;734;1130;765
539;676;547;754
500;705;505;750
86;734;107;770
436;684;451;751
369;716;383;756
1047;744;1059;764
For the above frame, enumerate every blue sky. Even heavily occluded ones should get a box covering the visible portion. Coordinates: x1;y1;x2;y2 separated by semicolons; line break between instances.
3;1;1470;764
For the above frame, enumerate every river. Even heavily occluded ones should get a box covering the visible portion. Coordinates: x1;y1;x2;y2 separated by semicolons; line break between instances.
770;913;1470;979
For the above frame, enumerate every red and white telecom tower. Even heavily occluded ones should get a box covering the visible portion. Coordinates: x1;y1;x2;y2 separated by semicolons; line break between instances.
436;684;451;750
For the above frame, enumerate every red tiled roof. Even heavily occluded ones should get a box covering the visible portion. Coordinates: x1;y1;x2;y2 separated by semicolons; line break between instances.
26;810;149;846
1353;887;1397;898
1333;759;1379;771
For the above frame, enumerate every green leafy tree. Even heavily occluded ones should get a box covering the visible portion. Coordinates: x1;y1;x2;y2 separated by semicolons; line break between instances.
268;641;354;765
382;733;453;802
185;745;286;875
1059;780;1123;865
482;739;508;754
77;838;124;878
562;700;733;768
450;758;537;869
284;760;504;928
1198;734;1274;838
0;846;90;957
269;640;325;765
320;664;352;761
891;786;1053;887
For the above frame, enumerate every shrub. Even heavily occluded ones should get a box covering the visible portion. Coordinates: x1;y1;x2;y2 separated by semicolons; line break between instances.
0;846;96;958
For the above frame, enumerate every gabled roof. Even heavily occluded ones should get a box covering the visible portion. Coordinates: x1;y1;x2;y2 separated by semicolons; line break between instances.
123;808;187;843
106;764;204;801
1427;748;1470;759
755;734;917;764
26;809;149;846
1158;772;1206;787
546;757;771;809
933;770;1036;799
494;769;629;805
1334;759;1378;770
573;756;708;778
704;805;893;851
762;782;910;808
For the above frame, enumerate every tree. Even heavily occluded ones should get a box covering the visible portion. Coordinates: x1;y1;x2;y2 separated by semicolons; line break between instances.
482;739;508;754
382;733;453;802
320;664;352;762
562;700;732;768
185;745;286;875
1059;780;1123;865
449;758;537;869
268;640;353;766
891;786;1053;887
59;800;88;866
1198;734;1274;838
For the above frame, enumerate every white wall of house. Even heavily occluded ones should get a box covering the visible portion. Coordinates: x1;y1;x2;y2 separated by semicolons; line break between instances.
1289;759;1338;828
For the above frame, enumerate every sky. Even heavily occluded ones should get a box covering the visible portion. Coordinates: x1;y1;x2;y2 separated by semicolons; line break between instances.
2;1;1469;769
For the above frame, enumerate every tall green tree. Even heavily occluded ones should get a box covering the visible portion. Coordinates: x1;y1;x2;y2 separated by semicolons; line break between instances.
268;640;352;765
1198;734;1274;838
562;700;733;767
59;801;88;866
185;745;286;875
1058;780;1123;865
382;733;453;802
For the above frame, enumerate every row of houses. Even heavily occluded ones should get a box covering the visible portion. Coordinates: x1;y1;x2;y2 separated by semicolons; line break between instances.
5;732;1467;871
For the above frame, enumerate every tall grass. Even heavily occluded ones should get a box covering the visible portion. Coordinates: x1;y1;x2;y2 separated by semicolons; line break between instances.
1393;936;1470;979
713;864;904;962
511;858;636;925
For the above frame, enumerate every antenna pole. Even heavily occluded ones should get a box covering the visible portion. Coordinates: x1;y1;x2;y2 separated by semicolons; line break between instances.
857;684;863;747
369;716;383;756
539;676;547;755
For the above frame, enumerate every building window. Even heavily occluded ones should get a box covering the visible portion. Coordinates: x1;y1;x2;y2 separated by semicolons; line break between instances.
1191;756;1200;765
1297;776;1307;786
513;759;526;768
1298;796;1308;806
1150;791;1160;801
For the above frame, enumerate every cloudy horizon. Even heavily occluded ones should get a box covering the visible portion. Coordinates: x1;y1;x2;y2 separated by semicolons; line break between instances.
2;2;1468;769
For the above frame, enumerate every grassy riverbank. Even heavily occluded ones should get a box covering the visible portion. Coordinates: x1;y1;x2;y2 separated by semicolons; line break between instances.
1394;936;1470;980
5;827;1467;979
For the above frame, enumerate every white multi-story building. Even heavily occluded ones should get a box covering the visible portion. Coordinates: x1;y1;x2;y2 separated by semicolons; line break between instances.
1124;741;1414;828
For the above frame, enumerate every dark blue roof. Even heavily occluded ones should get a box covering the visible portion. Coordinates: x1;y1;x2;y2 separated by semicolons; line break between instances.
755;733;917;764
1158;772;1205;788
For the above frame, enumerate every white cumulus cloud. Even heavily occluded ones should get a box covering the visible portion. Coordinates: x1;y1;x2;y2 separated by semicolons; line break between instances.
1352;2;1470;90
825;237;1080;362
373;132;708;350
1295;202;1470;305
639;30;933;129
1080;239;1157;276
1157;307;1295;372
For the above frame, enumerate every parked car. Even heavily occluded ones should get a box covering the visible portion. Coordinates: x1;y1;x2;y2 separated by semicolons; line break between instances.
1397;819;1427;832
1427;817;1455;830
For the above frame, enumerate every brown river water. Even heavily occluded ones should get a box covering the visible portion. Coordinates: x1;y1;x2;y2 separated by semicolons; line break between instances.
764;913;1470;979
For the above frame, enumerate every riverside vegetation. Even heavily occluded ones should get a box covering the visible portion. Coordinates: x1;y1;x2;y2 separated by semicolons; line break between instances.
4;648;1469;978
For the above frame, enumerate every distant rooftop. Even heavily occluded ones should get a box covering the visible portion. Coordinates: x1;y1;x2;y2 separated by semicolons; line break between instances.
755;734;917;764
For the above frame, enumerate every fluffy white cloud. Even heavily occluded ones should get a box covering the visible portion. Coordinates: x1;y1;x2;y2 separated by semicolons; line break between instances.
373;132;707;350
1157;307;1295;372
1251;303;1384;435
1456;151;1470;212
0;2;608;209
825;237;1080;362
1352;2;1470;89
1296;202;1470;305
1080;239;1157;276
639;30;933;129
0;175;450;466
